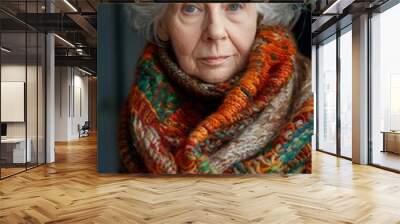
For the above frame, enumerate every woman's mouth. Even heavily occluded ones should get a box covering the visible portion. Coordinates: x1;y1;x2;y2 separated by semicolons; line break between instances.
199;56;231;66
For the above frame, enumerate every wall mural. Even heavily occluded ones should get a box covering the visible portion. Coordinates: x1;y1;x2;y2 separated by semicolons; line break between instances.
98;3;314;174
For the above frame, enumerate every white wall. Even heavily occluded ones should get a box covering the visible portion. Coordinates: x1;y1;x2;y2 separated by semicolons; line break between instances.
55;67;89;141
1;64;46;164
1;65;40;137
71;73;89;138
1;66;26;138
55;66;69;141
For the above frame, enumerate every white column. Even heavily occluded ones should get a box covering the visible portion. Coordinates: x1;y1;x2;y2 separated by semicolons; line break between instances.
46;33;55;163
45;1;55;163
352;14;369;164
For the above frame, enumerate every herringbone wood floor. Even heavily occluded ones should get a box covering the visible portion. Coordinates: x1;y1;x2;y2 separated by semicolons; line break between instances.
1;134;400;224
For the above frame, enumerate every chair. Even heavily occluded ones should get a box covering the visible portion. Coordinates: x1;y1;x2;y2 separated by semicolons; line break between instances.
79;121;90;138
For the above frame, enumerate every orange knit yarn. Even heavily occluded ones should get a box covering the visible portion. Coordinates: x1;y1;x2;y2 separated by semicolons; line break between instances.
175;26;297;173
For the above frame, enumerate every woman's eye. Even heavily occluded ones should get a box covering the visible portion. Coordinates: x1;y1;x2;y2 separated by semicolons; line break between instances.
182;5;199;14
226;3;243;11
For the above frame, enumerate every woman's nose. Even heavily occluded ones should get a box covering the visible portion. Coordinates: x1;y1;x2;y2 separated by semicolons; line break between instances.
203;10;227;41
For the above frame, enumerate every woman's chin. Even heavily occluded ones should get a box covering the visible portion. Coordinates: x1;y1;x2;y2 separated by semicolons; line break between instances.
197;74;233;84
193;69;236;84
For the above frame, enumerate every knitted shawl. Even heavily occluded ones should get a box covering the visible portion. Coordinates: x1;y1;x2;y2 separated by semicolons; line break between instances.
119;25;313;174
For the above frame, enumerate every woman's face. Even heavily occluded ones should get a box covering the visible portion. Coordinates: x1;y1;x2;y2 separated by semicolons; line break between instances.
161;3;258;83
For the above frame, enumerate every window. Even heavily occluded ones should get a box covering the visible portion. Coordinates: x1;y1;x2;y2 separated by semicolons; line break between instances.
317;35;337;155
339;27;352;158
370;2;400;171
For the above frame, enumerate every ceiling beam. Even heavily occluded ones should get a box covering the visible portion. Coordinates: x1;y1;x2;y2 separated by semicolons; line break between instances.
11;13;83;32
55;55;96;70
67;13;97;45
322;0;356;14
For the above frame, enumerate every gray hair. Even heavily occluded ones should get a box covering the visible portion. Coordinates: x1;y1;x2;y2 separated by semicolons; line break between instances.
125;3;305;46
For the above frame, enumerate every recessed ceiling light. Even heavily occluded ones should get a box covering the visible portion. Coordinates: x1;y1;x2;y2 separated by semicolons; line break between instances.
63;0;78;12
54;34;75;48
78;67;92;76
322;0;356;15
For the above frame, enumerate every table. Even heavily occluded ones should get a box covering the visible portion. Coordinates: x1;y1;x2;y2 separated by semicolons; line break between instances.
1;138;31;163
381;131;400;154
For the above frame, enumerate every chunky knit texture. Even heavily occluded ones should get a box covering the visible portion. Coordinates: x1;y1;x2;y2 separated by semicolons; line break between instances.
118;25;313;174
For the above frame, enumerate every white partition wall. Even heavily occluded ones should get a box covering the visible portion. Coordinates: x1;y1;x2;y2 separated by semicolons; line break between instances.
0;0;48;179
54;67;89;141
1;31;28;177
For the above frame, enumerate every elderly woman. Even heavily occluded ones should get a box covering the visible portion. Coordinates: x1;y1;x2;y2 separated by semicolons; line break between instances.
118;3;313;174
